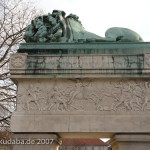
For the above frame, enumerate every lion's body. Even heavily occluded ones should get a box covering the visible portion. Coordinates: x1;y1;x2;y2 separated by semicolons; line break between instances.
105;27;143;42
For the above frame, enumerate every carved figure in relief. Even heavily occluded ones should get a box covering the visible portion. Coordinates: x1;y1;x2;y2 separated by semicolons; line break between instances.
142;82;150;110
69;80;84;103
10;54;27;69
19;84;43;111
113;82;134;110
68;79;94;110
112;81;146;111
17;79;150;112
87;92;103;111
48;86;68;111
26;85;41;110
85;84;103;110
47;80;85;111
84;81;109;111
129;82;144;110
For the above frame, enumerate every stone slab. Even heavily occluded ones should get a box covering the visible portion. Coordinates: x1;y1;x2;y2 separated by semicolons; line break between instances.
14;78;150;112
11;113;150;133
9;52;150;78
10;77;150;134
19;42;150;54
10;43;150;144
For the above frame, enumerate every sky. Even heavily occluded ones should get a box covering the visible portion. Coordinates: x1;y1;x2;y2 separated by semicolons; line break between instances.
35;0;150;41
31;1;149;141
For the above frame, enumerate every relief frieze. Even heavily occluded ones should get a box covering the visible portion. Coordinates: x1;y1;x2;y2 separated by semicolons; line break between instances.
17;79;150;112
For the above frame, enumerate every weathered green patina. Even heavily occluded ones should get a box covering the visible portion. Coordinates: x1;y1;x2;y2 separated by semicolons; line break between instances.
19;42;150;55
23;10;143;43
18;9;148;78
13;42;150;78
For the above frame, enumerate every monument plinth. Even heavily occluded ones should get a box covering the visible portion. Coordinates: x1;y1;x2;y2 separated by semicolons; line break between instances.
11;42;150;78
10;10;150;150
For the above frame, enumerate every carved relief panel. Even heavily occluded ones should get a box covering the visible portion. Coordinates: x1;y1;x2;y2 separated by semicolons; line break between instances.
17;79;150;112
10;53;27;69
10;53;27;74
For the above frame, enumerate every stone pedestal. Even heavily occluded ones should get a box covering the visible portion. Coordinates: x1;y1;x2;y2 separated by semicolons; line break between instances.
10;42;150;149
110;134;150;150
11;133;61;150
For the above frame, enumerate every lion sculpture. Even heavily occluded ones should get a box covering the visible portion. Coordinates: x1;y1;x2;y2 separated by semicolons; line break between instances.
24;10;143;43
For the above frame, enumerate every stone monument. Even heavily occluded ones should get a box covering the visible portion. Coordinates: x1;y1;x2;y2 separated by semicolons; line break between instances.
10;10;150;150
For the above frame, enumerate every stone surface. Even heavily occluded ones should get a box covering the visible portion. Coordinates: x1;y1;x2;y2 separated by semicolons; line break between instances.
10;78;150;133
10;112;150;133
110;134;150;150
10;43;150;78
10;42;150;149
14;78;150;112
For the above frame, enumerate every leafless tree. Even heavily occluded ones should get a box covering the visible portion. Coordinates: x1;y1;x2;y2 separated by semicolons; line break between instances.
0;0;43;129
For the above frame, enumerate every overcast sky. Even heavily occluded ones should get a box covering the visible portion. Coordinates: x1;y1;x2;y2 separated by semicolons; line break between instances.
35;0;150;41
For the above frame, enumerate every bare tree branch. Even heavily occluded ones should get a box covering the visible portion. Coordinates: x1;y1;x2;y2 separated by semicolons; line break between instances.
0;0;43;130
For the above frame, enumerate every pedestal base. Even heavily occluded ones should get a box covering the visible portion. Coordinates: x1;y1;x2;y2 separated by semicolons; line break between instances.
110;134;150;150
